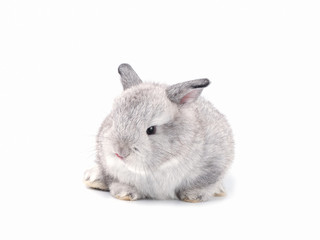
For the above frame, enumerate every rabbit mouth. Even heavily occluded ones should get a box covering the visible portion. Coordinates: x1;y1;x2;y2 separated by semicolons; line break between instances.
115;153;124;160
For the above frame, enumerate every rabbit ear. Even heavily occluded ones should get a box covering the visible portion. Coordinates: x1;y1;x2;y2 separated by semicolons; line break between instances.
166;78;210;104
118;63;142;90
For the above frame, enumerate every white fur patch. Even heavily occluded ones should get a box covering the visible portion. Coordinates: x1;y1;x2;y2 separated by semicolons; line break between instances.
103;152;193;199
159;157;180;170
150;102;176;126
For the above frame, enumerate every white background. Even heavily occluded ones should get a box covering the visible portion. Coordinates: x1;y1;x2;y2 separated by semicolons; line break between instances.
0;0;319;239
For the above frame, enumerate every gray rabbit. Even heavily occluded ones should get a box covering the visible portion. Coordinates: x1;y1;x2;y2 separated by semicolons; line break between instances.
84;64;234;202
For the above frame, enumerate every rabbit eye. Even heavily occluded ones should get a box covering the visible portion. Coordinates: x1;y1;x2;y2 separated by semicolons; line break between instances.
146;126;156;135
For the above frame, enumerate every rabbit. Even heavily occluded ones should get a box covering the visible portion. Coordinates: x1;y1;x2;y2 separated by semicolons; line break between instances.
83;63;234;202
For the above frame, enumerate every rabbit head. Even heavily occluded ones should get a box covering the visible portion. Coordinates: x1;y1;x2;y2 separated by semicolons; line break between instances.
99;64;210;173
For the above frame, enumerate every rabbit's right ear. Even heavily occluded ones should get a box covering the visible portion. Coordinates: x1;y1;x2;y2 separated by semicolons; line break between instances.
118;63;142;90
166;78;210;104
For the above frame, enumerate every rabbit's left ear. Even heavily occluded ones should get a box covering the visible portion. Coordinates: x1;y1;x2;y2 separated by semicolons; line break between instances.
118;63;142;90
166;79;210;104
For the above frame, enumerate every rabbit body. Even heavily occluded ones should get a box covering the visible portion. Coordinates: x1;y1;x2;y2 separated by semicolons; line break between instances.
84;64;234;202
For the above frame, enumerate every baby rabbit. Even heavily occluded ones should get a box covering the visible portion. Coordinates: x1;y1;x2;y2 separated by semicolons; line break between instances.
84;64;234;202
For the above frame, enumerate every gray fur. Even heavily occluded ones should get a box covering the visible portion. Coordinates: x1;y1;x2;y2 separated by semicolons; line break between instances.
85;64;234;202
118;63;142;90
166;78;210;104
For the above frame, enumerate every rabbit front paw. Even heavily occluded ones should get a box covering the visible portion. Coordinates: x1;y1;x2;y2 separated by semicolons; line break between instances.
178;191;204;203
178;183;226;202
177;188;212;203
109;182;141;201
83;165;108;191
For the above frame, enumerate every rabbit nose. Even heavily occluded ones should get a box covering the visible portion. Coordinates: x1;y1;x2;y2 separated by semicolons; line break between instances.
114;145;130;159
